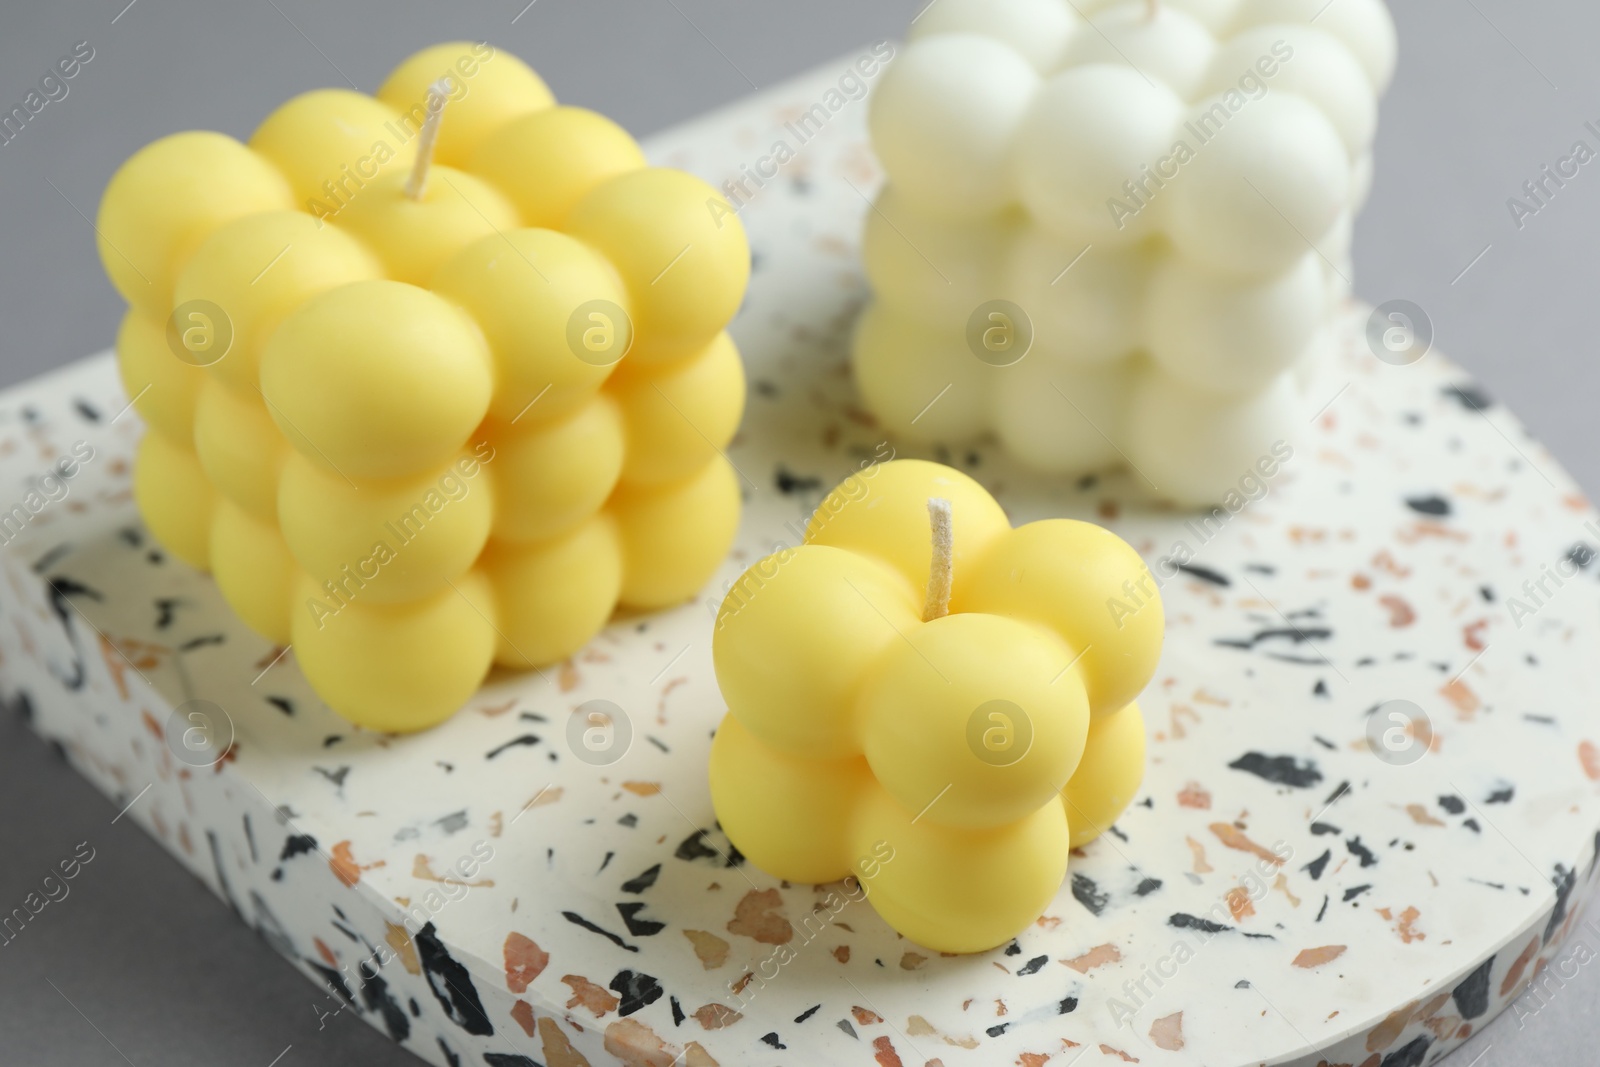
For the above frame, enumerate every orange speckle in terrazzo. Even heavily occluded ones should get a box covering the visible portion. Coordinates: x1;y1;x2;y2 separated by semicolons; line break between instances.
1579;741;1600;781
504;931;548;992
1063;943;1122;974
1099;1044;1139;1062
870;1035;904;1067
1149;1011;1184;1051
1226;886;1255;921
329;840;382;887
1378;594;1415;627
602;1017;677;1067
900;951;927;970
1177;782;1212;809
1187;836;1214;874
563;974;619;1016
1209;823;1283;866
691;1003;742;1030
832;945;849;963
726;888;793;945
1293;945;1346;968
511;999;537;1038
621;781;662;796
852;1005;884;1025
1500;935;1541;996
683;929;730;969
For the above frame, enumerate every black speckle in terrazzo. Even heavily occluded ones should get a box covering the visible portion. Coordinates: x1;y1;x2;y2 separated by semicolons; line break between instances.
1452;955;1495;1019
1464;818;1481;833
433;810;469;835
485;734;539;759
1304;851;1331;880
266;696;294;717
1439;795;1466;815
1343;885;1371;903
669;994;685;1026
1058;995;1078;1014
1169;913;1232;934
1134;877;1162;896
1016;954;1048;976
1235;979;1252;989
482;1055;537;1067
322;735;342;747
1545;865;1576;943
621;863;661;894
1567;543;1596;571
615;902;665;937
1004;939;1021;956
761;1032;786;1048
250;891;295;959
279;833;318;862
1316;896;1329;922
617;813;638;828
1486;786;1514;805
986;1022;1009;1038
1311;821;1341;836
674;827;743;867
562;910;638;952
1217;624;1334;657
1175;562;1231;587
598;851;614;873
1228;752;1324;789
1072;872;1109;916
153;597;183;628
176;634;225;652
414;923;494;1035
1312;735;1337;751
436;1038;461;1067
73;398;100;422
609;969;663;1016
836;1019;856;1039
1347;838;1378;867
361;970;411;1042
1313;679;1330;698
1380;1034;1431;1067
795;1004;821;1024
646;735;670;753
1405;495;1451;517
1442;382;1493;412
774;466;822;495
308;961;355;1005
313;766;350;789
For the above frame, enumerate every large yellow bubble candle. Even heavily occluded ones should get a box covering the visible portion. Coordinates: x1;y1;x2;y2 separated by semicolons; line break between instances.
708;460;1163;953
98;42;750;732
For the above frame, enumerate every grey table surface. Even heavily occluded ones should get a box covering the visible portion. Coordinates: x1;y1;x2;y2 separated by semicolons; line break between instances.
1;1;1597;1064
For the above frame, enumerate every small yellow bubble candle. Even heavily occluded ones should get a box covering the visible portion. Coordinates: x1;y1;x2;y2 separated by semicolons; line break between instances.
98;42;750;733
709;460;1162;953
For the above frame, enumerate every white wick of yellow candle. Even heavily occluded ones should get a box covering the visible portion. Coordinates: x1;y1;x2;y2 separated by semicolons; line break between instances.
403;78;453;202
923;497;954;622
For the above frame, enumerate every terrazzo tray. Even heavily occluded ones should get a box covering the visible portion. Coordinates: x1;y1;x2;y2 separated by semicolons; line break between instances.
6;51;1600;1067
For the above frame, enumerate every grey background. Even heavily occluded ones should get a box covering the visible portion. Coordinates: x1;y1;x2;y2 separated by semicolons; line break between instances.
0;0;1596;1064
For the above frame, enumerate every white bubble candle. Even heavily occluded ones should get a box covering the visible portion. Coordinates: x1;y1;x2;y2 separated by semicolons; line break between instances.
856;0;1396;504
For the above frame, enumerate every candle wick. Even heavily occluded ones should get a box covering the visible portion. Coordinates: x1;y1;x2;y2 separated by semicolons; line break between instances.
922;497;954;623
403;78;452;202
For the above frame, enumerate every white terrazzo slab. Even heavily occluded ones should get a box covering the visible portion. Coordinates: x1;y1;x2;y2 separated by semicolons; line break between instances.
4;52;1600;1067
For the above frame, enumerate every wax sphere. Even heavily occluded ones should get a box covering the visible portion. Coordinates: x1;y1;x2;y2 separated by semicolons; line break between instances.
1004;234;1148;365
992;358;1134;473
612;333;746;488
1234;0;1398;91
862;186;1016;333
134;431;215;570
566;168;750;361
849;781;1070;954
1167;91;1350;276
432;229;629;426
485;516;623;668
714;544;920;760
471;106;647;228
710;714;868;884
909;0;1079;73
1062;701;1146;848
612;457;740;609
489;396;625;544
175;211;381;394
331;168;519;287
1207;26;1376;156
955;519;1165;717
115;311;205;443
378;42;553;167
277;451;494;605
249;89;414;208
290;572;496;734
1015;65;1186;244
1146;251;1323;393
806;459;1011;595
1060;4;1216;97
859;612;1090;829
1124;368;1300;506
259;280;492;481
209;499;295;644
193;379;286;523
868;34;1040;218
852;304;992;444
97;132;293;315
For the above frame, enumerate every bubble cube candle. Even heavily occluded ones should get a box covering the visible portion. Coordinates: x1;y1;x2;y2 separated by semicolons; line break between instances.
708;460;1162;952
98;42;750;732
855;0;1396;504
